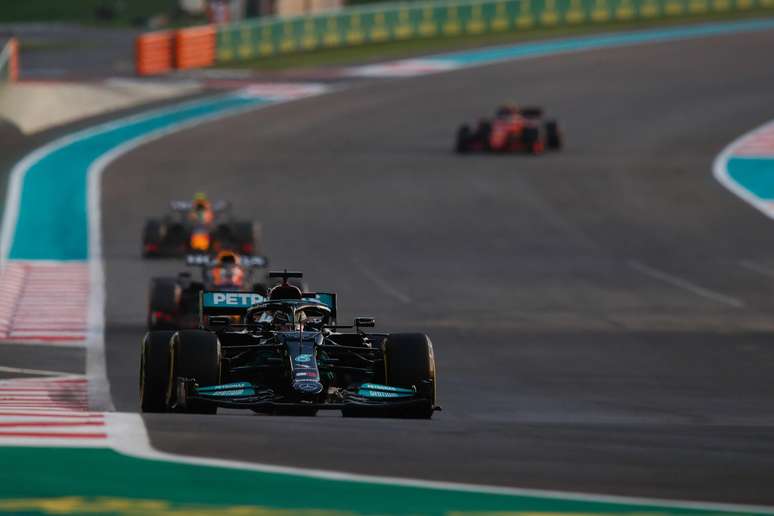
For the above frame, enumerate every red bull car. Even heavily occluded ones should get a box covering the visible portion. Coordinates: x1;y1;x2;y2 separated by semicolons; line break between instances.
455;106;562;154
142;196;259;258
147;251;269;330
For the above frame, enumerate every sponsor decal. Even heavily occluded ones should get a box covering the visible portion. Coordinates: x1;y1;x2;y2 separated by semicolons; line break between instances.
294;371;319;379
197;382;252;391
205;388;255;397
293;380;323;394
204;292;265;308
357;389;413;399
294;354;313;363
360;383;415;394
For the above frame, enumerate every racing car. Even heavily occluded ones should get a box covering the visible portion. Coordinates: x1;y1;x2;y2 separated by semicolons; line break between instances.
147;251;269;330
455;105;562;154
142;193;260;258
140;271;438;418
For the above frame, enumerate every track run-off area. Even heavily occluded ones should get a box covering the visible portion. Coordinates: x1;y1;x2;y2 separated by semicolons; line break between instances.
1;18;774;515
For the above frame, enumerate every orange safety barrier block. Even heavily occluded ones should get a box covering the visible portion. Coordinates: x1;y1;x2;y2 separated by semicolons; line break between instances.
135;31;174;76
8;37;18;81
175;25;216;71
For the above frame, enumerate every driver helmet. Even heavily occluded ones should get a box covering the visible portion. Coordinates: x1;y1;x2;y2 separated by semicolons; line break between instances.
496;103;519;118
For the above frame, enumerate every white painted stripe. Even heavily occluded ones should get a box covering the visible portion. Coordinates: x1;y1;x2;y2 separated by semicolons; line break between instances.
739;260;774;279
351;256;412;304
628;260;744;308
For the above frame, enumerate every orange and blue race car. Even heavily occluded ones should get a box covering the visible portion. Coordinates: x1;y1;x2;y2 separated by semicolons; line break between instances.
455;105;562;155
142;193;260;258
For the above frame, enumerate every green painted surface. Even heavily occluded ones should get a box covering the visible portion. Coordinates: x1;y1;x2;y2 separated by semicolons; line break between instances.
215;0;774;62
0;447;761;515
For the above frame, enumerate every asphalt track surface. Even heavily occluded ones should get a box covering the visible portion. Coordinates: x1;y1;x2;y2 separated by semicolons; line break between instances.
94;30;774;504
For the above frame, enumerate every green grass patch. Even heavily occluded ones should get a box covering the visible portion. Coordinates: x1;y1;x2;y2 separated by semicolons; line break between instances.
221;9;773;71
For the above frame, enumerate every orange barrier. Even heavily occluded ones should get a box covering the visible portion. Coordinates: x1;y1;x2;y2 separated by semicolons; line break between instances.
175;25;215;71
135;31;174;76
8;37;18;81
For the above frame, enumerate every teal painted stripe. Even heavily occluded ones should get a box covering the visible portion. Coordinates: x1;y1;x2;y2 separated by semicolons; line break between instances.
727;156;774;200
429;19;774;65
8;94;269;261
0;447;766;514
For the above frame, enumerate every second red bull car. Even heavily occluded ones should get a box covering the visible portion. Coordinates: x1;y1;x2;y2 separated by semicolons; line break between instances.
142;194;260;258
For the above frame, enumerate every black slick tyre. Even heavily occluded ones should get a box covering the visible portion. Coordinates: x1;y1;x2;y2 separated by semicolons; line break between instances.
142;219;163;257
140;331;175;413
545;120;562;149
455;125;471;153
168;330;221;415
147;278;179;330
383;333;436;419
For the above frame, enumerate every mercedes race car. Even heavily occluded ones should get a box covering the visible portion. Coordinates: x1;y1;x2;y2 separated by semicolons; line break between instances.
147;251;269;331
455;105;562;154
142;194;260;258
140;271;438;418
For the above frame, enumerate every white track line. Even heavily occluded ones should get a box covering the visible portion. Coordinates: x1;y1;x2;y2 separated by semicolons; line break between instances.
628;260;744;308
351;256;412;304
0;365;77;377
739;260;774;279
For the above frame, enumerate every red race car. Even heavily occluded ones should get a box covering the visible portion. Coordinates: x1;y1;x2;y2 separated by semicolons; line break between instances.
455;105;562;155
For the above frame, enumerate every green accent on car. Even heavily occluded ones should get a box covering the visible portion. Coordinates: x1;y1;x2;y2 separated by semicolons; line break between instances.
357;383;416;398
202;291;267;308
195;382;256;397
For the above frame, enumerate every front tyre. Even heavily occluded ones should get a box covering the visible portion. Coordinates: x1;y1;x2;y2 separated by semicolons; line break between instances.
139;331;175;413
545;120;562;150
383;333;437;419
168;330;221;415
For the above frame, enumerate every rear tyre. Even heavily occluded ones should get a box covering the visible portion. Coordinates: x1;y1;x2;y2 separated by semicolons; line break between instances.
521;127;542;154
232;222;257;255
147;278;179;330
455;125;471;153
142;220;163;257
545;120;562;150
383;333;436;419
139;331;174;413
168;330;221;415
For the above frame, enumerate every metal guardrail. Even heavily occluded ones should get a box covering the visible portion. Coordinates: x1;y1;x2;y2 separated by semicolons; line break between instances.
215;0;773;61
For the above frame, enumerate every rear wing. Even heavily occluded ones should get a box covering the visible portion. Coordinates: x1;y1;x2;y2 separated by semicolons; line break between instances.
186;254;268;268
198;290;337;325
170;200;231;213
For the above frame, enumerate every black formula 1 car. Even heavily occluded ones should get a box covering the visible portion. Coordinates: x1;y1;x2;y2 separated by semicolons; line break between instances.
147;252;269;331
455;106;562;154
142;199;260;258
140;271;438;418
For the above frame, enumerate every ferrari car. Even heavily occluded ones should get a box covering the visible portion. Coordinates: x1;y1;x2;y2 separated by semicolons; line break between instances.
455;105;562;154
147;251;269;331
142;194;260;257
140;271;438;418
